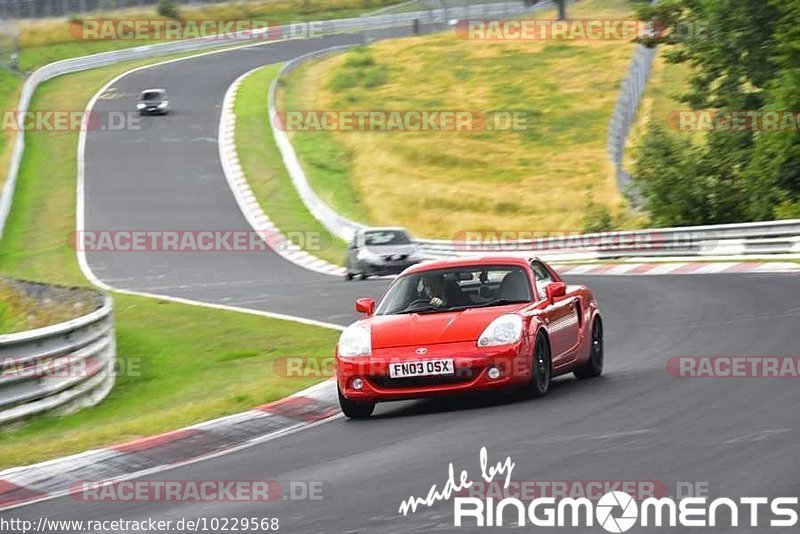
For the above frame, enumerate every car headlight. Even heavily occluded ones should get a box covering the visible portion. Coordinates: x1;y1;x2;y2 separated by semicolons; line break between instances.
338;324;371;357
137;103;146;109
158;100;168;108
477;314;523;347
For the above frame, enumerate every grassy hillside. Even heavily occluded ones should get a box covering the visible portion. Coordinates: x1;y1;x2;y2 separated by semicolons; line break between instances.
280;0;647;238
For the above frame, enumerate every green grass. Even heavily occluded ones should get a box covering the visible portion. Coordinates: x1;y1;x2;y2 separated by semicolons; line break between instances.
0;279;95;334
279;0;644;237
280;57;370;223
0;294;337;468
0;49;339;469
235;65;347;265
0;69;22;192
0;283;29;333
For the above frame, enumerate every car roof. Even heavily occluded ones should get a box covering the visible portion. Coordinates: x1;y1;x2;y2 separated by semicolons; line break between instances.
140;88;167;94
403;255;537;275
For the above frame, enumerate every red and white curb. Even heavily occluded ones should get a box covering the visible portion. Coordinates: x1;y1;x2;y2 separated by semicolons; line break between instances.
0;380;340;511
555;261;800;276
218;69;346;277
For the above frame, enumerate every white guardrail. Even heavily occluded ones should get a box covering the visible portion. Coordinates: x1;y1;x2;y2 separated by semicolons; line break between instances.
0;281;115;426
415;219;800;261
607;44;657;196
607;0;659;196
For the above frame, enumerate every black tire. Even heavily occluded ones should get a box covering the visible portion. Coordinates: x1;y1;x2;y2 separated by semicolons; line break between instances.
574;317;603;379
345;271;354;281
338;386;375;419
528;332;552;397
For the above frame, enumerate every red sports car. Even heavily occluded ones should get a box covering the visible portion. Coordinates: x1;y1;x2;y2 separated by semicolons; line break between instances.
335;256;603;418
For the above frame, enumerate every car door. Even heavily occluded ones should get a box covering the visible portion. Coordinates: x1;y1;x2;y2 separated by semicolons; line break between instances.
531;261;581;366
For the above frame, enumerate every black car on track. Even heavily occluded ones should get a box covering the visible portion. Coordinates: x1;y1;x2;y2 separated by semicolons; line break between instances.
137;88;169;115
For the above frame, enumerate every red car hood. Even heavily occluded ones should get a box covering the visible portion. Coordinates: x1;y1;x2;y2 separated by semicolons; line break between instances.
369;305;526;349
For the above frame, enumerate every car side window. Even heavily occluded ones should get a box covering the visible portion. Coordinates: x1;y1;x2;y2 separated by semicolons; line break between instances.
530;261;554;298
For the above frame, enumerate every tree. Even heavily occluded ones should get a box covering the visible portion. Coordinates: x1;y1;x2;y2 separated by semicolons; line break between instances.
157;0;181;20
638;0;781;109
744;0;800;220
630;0;797;226
556;0;566;20
631;123;748;226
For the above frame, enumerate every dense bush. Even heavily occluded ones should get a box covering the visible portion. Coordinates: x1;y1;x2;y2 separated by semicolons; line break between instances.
157;0;181;20
632;0;800;226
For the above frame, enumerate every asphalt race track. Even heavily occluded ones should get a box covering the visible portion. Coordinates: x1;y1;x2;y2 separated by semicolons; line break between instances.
3;31;800;533
83;32;387;325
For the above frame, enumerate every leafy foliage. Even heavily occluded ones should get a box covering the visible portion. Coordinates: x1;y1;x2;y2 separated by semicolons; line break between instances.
632;124;748;225
632;0;800;226
743;0;800;220
157;0;181;20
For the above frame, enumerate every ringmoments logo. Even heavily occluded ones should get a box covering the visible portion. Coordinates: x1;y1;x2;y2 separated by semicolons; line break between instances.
398;448;800;530
595;491;638;533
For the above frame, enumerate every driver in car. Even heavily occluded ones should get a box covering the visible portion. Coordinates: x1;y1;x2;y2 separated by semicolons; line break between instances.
422;274;470;308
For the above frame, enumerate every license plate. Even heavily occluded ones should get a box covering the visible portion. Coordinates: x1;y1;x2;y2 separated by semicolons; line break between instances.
389;359;454;379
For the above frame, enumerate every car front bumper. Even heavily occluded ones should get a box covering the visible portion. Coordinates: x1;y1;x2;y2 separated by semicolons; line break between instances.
139;107;167;115
336;339;533;402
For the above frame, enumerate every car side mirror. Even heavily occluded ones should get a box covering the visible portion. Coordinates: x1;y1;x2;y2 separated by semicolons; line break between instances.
355;298;375;316
545;282;566;303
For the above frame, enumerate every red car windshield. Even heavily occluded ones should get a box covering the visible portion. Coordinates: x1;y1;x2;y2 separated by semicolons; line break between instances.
375;265;532;315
